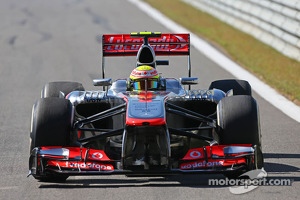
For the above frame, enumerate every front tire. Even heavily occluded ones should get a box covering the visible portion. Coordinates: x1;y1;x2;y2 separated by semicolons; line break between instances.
41;81;85;98
30;98;73;182
217;95;263;178
209;79;252;96
30;98;73;150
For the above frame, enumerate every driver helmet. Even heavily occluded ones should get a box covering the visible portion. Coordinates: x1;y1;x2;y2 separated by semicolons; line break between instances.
129;65;160;90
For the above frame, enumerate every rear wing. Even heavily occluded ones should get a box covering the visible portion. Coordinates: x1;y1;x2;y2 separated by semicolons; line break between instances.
101;32;191;84
102;33;190;56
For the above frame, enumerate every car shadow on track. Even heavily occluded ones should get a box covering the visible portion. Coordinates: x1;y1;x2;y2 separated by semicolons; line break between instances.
38;174;228;189
264;153;300;172
263;153;300;184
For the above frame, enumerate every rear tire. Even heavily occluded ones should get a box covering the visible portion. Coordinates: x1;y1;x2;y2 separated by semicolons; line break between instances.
41;81;85;98
30;98;73;182
217;95;263;178
209;79;252;95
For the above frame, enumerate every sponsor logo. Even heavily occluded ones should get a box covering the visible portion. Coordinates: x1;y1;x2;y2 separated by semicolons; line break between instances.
180;160;224;169
130;69;158;77
189;150;202;159
105;35;188;51
92;152;103;160
66;162;113;171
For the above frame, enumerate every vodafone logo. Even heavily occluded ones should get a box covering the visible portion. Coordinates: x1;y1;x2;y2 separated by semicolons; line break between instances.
190;150;202;159
67;162;113;171
180;160;224;169
92;152;103;160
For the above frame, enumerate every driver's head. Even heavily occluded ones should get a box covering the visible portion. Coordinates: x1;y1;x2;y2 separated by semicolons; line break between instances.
129;65;159;90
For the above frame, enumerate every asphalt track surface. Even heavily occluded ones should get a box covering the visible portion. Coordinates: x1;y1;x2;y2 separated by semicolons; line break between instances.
0;0;299;199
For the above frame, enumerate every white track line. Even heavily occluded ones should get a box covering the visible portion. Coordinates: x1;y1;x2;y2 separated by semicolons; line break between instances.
128;0;300;123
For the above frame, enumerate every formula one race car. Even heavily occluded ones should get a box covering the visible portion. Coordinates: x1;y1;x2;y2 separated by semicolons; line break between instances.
28;32;263;182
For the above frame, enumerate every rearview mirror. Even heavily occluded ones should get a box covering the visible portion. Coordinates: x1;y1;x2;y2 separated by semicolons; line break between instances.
93;78;112;86
156;60;169;66
180;77;198;85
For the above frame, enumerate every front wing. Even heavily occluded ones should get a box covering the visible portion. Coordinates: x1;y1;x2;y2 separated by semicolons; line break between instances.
29;144;257;177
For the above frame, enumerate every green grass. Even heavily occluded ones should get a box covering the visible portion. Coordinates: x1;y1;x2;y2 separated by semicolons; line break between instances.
145;0;300;105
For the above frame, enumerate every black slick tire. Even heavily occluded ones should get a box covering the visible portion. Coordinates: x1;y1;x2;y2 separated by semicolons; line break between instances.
217;95;263;178
209;79;252;95
41;81;85;98
30;98;73;182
